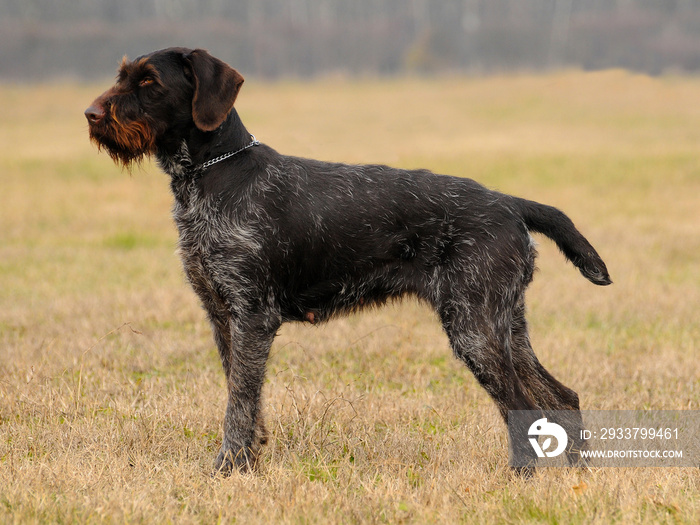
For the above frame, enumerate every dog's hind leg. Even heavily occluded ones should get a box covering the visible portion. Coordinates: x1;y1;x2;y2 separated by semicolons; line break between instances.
509;300;587;465
510;301;580;411
438;296;539;471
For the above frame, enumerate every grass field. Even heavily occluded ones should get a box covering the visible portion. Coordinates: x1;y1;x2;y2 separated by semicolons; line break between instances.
1;71;699;523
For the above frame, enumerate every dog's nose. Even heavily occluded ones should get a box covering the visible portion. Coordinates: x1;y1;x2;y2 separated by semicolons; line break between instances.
85;104;105;124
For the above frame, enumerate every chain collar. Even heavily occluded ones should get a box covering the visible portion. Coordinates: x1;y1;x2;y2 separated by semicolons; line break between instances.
197;135;260;171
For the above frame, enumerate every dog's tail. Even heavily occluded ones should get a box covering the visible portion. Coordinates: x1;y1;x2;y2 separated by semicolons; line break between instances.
513;197;612;286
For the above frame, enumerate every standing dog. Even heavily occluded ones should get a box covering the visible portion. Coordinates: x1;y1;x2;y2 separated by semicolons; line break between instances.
86;47;611;474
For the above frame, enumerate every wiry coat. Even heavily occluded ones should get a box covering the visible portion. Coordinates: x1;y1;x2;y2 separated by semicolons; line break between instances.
85;47;611;474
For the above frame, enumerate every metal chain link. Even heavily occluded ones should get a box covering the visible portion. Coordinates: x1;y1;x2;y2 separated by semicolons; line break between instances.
198;135;260;170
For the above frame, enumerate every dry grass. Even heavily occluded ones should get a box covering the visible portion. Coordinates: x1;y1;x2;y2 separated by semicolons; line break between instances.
1;71;699;523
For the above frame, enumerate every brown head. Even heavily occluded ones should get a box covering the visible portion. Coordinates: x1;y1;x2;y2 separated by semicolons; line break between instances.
85;47;245;169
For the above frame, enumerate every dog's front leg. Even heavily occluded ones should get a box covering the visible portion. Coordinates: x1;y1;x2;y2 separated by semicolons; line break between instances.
213;312;279;475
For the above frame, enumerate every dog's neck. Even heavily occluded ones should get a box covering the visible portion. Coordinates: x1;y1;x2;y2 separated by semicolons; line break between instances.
156;108;252;178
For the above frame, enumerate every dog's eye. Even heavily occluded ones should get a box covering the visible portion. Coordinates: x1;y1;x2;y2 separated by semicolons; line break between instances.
139;77;155;87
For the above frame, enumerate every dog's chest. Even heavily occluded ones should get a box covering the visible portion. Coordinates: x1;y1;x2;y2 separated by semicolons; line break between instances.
171;185;217;249
171;184;262;295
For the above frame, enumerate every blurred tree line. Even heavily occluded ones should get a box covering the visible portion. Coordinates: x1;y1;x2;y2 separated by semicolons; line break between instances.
2;0;700;80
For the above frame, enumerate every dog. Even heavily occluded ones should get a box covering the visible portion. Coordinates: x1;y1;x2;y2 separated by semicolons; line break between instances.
85;47;611;474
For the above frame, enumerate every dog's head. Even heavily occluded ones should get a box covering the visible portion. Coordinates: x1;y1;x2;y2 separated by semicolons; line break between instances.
85;47;244;168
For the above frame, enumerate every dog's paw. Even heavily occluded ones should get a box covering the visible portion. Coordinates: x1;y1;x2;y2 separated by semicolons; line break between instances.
213;446;253;476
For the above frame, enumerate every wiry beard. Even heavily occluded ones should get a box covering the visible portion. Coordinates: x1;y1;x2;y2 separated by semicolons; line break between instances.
88;115;158;170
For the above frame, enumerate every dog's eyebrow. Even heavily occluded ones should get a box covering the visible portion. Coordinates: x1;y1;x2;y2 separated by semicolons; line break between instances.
116;58;129;82
117;57;160;85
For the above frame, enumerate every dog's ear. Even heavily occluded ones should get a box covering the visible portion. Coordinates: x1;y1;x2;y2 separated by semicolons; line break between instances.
184;49;244;132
